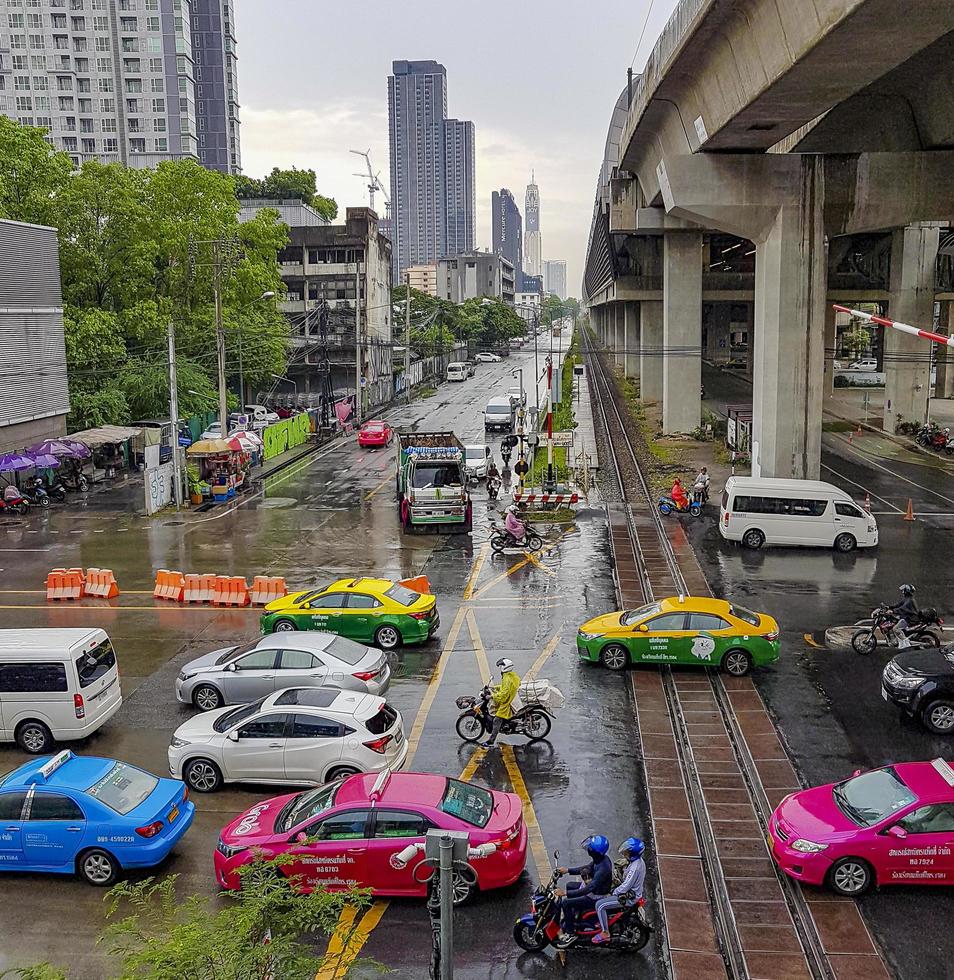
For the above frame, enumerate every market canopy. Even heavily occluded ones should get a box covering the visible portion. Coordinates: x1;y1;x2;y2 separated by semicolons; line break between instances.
0;453;37;472
187;438;238;456
66;425;142;447
27;439;91;459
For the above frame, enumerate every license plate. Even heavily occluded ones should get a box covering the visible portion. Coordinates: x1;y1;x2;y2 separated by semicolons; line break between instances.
395;728;404;744
881;687;889;702
168;806;179;823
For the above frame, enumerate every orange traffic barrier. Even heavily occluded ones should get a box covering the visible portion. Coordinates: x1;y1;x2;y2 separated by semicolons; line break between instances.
213;575;250;607
46;568;83;601
85;568;120;599
153;569;184;601
399;575;432;595
182;572;216;603
249;575;288;605
904;498;915;522
45;568;67;601
64;568;84;599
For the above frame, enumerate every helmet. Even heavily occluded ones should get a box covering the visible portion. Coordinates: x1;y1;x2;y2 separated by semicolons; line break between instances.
619;837;645;859
899;584;916;596
496;657;514;673
673;477;682;485
580;834;610;858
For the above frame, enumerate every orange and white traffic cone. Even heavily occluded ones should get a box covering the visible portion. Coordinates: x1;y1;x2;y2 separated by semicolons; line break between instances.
903;498;915;522
864;492;871;513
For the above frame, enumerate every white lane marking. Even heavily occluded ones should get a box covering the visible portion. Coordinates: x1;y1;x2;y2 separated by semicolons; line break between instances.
0;548;50;552
820;463;902;513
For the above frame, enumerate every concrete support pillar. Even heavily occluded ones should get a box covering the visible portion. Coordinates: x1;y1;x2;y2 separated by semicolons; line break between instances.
935;301;954;399
624;301;639;379
884;223;939;430
613;304;621;366
662;232;703;433
639;300;664;405
705;304;731;361
753;198;826;479
824;302;837;396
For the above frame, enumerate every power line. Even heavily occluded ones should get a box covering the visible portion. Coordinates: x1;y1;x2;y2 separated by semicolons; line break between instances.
629;0;658;70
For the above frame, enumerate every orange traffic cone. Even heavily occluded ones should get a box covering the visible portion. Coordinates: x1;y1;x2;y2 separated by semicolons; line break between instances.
855;425;863;437
864;492;871;513
848;432;853;444
903;498;915;521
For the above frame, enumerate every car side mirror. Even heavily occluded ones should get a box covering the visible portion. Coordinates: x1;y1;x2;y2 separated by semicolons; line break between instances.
227;730;239;742
887;825;908;840
225;662;237;672
852;769;862;777
638;624;649;633
295;832;308;844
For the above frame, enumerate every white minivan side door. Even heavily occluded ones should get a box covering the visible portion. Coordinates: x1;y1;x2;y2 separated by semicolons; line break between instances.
834;501;867;544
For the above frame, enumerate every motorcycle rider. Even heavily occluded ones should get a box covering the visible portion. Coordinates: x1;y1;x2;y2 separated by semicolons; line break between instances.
555;834;613;941
487;459;500;483
479;657;521;748
504;502;527;545
671;477;689;511
592;837;646;944
693;467;710;501
890;584;919;650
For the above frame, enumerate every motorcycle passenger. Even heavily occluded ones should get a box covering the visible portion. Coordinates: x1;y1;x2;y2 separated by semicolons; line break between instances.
504;503;527;544
891;584;919;650
592;837;646;944
3;484;20;502
555;834;613;941
479;657;522;748
671;478;689;511
693;467;710;501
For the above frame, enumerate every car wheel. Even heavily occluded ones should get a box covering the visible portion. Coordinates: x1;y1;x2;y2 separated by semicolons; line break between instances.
851;630;877;655
742;528;765;550
828;857;873;896
192;684;223;712
78;848;118;887
16;720;53;754
273;618;298;632
599;644;630;672
450;869;477;906
456;713;485;742
374;624;402;650
834;533;856;553
184;758;222;793
326;765;362;781
923;699;954;735
721;649;753;677
524;710;551;742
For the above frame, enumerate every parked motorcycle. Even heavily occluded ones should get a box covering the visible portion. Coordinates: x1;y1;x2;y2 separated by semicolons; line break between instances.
513;856;652;953
0;492;30;517
455;682;558;743
915;422;939;447
851;604;944;655
657;495;702;518
21;484;50;508
490;519;543;553
45;479;68;502
927;428;950;452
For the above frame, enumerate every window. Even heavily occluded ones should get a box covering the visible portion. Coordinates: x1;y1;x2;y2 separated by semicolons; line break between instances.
149;57;162;72
95;57;112;73
73;37;88;51
81;137;94;152
98;78;113;93
291;714;343;738
93;15;108;29
8;14;25;27
10;36;26;50
835;502;863;519
0;792;27;821
153;136;166;151
99;116;116;131
373;810;429;838
14;76;30;90
147;37;161;53
76;639;116;688
729;605;761;628
125;77;141;92
87;762;158;814
28;34;45;49
150;78;163;92
439;779;492;828
15;96;33;111
305;594;346;610
833;767;916;827
151;97;164;112
646;613;689;632
123;58;141;72
28;793;84;821
32;75;47;90
732;495;828;517
34;95;50;110
146;15;159;30
56;76;72;91
103;137;117;152
383;584;419;607
346;594;380;610
235;650;277;671
79;118;92;131
237;715;288;740
277;782;340;832
310;810;370;841
95;36;110;51
120;16;136;30
688;613;731;632
278;650;317;670
70;16;85;29
11;56;28;69
26;12;41;27
62;135;77;150
77;97;91;111
897;804;954;834
365;704;398;735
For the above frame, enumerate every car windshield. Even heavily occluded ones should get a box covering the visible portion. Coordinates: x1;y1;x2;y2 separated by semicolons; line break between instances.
213;697;268;733
411;463;461;489
214;639;261;666
621;602;662;626
439;778;493;828
832;767;916;827
465;449;485;462
326;635;370;665
294;590;324;606
729;605;760;628
384;584;420;607
364;424;384;432
277;781;341;832
86;762;159;814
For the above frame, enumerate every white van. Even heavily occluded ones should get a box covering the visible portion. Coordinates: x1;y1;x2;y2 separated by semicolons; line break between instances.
484;396;515;432
720;477;878;552
446;362;468;382
0;628;123;753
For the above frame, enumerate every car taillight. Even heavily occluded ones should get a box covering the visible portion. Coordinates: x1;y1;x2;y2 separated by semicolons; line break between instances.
74;693;85;719
762;631;779;642
487;819;522;850
410;611;429;620
364;735;394;754
182;787;189;803
352;669;379;681
723;512;729;526
135;821;164;838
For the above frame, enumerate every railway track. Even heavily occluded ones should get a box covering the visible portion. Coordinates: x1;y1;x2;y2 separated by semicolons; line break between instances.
580;329;889;980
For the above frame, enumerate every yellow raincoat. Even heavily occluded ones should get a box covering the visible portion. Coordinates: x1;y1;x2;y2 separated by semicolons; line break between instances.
491;670;521;719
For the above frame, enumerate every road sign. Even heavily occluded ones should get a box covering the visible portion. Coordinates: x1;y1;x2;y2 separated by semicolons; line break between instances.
514;459;529;476
550;431;574;448
525;432;540;449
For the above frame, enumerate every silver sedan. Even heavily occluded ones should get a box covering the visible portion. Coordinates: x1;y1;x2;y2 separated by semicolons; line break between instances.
175;633;391;711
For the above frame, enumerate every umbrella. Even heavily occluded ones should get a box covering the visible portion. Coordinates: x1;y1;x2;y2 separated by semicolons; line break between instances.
186;438;236;456
228;431;263;452
62;439;92;459
27;453;60;469
27;439;89;459
0;453;37;472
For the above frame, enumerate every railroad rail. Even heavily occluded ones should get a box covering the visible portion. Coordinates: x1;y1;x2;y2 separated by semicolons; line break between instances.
580;329;888;980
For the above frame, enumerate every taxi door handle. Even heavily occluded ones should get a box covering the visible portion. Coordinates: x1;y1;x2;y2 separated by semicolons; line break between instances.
261;674;274;680
66;826;83;832
268;742;283;748
346;848;365;854
5;825;19;832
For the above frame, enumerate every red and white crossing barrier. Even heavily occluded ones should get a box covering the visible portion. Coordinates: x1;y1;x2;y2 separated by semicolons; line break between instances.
512;492;579;505
833;305;954;348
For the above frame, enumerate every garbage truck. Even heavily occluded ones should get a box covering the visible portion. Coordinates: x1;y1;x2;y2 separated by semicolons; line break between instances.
395;432;472;533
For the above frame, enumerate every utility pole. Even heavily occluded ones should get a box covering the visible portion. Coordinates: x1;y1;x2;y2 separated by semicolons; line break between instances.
405;273;412;404
167;319;182;509
354;265;363;425
439;835;454;980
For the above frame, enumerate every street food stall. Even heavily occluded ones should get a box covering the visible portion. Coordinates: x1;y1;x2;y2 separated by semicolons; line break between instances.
186;438;251;503
67;425;141;481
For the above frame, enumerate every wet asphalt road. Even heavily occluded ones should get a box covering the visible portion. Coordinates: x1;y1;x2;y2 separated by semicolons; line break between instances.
0;339;663;980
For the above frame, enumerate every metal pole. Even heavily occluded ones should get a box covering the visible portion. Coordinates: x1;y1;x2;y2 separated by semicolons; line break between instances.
215;271;228;434
405;274;412;405
167;319;181;510
237;331;244;410
546;355;554;489
439;836;454;980
355;266;363;425
515;368;525;492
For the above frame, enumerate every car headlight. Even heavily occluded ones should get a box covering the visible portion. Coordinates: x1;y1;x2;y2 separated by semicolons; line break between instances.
170;736;191;749
178;670;195;682
888;674;925;691
216;838;248;859
578;631;603;641
791;839;829;853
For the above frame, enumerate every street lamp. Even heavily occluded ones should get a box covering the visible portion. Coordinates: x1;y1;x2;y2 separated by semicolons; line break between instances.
271;373;298;395
231;290;276;409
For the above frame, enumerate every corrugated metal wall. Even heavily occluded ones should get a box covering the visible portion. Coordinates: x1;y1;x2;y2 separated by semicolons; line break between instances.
0;220;70;427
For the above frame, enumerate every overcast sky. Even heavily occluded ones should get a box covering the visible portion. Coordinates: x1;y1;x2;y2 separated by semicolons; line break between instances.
236;0;680;295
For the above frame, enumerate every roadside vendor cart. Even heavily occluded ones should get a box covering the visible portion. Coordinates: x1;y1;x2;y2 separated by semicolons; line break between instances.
186;438;251;503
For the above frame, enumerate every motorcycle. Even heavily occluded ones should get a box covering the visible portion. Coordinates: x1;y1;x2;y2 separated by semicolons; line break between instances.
46;479;68;502
0;493;30;517
490;519;543;553
691;482;709;505
928;428;950;452
915;421;939;447
455;682;557;743
657;494;702;518
851;605;944;655
21;484;50;509
513;856;653;953
487;475;501;500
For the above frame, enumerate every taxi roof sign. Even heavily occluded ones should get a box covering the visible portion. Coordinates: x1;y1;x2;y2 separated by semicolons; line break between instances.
932;758;954;787
29;749;74;784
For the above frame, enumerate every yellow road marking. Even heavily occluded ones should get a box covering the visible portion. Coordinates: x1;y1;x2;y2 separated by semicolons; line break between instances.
0;603;258;612
525;631;563;680
462;541;490;600
501;744;552;882
523;551;555;577
315;900;388;980
469;529;573;601
364;474;393;501
314;903;360;979
466;608;492;684
459;747;487;781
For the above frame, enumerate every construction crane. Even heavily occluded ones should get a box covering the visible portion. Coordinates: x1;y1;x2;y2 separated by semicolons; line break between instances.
351;149;390;217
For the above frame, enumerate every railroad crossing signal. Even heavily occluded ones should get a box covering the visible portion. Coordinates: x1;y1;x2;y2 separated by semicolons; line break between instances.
514;459;529;477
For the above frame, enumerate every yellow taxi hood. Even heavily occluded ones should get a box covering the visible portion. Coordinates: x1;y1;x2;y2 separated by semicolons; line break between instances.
264;590;308;613
580;611;625;633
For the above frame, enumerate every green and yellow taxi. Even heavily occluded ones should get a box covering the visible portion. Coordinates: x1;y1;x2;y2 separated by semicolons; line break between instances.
260;577;439;651
577;595;779;676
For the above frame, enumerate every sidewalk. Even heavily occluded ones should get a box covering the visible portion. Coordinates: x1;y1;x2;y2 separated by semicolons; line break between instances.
573;365;601;471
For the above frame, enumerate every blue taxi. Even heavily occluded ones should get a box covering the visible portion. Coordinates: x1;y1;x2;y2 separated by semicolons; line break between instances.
0;750;194;886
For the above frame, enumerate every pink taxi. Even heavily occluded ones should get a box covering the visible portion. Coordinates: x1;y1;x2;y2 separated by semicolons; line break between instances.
769;758;954;896
214;770;527;904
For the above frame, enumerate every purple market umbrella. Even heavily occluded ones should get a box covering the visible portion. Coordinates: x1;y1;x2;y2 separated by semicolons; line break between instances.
0;453;37;472
27;452;60;469
27;439;90;460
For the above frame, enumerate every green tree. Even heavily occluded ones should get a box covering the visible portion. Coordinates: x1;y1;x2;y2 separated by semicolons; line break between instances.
0;117;72;225
235;166;338;221
63;308;130;429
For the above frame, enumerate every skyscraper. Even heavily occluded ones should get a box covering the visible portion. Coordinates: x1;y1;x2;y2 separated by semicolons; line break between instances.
387;59;475;280
444;118;475;256
191;0;241;174
492;188;522;286
524;173;542;280
0;0;241;172
544;259;567;300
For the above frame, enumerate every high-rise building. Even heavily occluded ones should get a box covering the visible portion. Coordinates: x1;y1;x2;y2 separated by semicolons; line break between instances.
444;118;474;256
492;188;522;286
387;59;475;279
0;0;241;172
524;173;542;280
544;259;567;300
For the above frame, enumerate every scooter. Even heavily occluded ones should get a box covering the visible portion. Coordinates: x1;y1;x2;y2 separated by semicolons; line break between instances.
513;857;652;953
0;492;30;517
928;428;950;452
490;519;543;553
487;475;501;500
658;494;702;518
851;605;943;655
46;479;68;502
692;482;710;505
21;484;50;509
456;684;554;743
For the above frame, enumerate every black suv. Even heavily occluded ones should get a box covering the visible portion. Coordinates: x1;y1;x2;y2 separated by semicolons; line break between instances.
882;647;954;734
